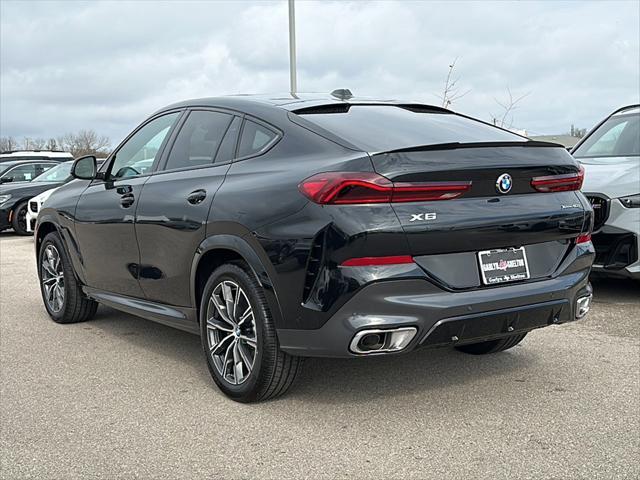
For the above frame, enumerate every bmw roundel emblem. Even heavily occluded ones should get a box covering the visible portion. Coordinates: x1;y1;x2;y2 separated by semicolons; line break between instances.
496;173;513;194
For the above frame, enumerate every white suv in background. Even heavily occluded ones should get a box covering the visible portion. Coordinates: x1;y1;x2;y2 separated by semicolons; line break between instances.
0;151;73;162
572;105;640;280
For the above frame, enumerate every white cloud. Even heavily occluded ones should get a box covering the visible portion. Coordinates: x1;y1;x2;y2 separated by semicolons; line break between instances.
1;0;638;145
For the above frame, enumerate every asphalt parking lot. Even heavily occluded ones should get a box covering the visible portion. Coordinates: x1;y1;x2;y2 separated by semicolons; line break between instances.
1;233;638;479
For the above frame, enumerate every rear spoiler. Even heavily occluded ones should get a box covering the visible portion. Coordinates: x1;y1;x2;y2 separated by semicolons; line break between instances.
380;140;564;155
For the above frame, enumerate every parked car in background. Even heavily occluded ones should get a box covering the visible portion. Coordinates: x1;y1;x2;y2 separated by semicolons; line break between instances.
572;105;640;280
0;159;58;184
0;150;73;163
1;160;76;235
26;188;59;233
35;94;594;402
25;160;105;232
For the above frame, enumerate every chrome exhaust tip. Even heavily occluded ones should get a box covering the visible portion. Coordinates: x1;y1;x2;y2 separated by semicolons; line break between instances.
349;327;417;354
575;293;593;319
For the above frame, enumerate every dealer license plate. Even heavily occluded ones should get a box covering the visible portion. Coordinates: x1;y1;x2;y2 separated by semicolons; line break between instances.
478;247;530;285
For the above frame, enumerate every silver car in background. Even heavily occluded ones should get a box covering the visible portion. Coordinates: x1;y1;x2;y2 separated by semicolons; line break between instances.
572;105;640;280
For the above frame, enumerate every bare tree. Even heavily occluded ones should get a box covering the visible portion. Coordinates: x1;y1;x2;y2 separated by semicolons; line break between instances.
57;130;110;157
22;137;47;150
491;87;530;128
45;138;59;150
438;58;471;108
0;136;19;152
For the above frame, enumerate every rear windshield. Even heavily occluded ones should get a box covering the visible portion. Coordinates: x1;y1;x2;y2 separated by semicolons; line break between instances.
296;105;526;152
573;112;639;158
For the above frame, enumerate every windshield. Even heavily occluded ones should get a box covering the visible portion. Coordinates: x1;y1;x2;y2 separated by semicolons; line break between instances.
573;111;640;159
32;161;73;182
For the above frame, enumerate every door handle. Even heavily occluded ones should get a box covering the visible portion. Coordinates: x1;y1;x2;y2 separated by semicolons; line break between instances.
120;193;135;208
116;185;133;195
187;189;207;205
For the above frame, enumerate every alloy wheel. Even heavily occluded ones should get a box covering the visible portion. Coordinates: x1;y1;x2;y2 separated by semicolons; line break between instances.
206;280;258;385
41;245;65;313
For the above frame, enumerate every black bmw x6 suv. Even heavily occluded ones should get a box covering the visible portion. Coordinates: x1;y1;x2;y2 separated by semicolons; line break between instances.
35;94;595;402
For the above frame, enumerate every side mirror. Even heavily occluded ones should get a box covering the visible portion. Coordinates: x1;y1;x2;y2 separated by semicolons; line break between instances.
71;155;97;180
0;177;13;184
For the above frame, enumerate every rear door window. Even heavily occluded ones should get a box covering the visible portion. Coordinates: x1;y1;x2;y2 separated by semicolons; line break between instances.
1;164;38;182
164;110;233;171
237;120;278;158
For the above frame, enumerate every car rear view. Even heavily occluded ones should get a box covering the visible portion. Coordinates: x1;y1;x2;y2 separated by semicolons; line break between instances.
278;103;595;357
572;105;640;280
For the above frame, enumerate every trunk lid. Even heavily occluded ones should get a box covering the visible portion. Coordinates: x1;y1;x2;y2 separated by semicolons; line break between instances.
370;143;588;257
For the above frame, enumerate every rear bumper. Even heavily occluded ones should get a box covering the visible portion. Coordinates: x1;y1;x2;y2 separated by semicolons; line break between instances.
278;249;593;358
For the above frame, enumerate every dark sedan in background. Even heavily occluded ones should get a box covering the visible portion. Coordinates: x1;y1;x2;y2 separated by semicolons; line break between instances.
0;161;74;235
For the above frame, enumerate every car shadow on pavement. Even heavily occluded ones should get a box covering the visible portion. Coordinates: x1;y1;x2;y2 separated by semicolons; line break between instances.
87;305;538;404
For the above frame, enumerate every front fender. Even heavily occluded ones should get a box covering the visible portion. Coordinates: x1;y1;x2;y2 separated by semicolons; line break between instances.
191;233;285;329
36;210;87;286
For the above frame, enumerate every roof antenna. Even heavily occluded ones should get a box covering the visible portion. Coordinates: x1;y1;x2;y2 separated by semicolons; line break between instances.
331;89;353;100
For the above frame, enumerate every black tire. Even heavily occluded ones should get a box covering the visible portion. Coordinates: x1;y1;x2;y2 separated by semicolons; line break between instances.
455;333;527;355
38;231;98;323
11;201;31;236
200;262;302;403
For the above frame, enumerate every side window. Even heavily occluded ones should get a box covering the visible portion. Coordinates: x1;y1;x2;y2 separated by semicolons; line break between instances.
237;120;278;158
214;116;242;164
34;163;54;177
164;111;233;171
109;112;180;180
2;164;37;182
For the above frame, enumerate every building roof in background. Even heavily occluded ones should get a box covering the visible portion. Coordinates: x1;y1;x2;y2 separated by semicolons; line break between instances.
529;135;581;148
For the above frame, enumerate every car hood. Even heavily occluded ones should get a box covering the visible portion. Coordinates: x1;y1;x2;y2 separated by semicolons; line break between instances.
578;156;640;198
0;181;63;198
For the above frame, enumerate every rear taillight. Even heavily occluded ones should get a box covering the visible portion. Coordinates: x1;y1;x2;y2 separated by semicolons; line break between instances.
298;172;471;204
531;165;584;193
576;233;591;244
341;255;414;267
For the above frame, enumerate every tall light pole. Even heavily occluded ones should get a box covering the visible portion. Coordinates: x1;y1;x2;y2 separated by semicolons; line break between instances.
288;0;297;95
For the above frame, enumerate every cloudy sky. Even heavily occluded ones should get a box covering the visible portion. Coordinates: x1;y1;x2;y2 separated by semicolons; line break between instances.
1;0;638;146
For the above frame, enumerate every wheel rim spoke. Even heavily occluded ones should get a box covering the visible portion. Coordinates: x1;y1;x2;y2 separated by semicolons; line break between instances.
238;335;257;348
238;306;253;326
237;340;253;376
206;317;234;333
210;292;235;326
210;333;234;356
222;282;236;322
206;280;257;385
233;341;244;384
222;339;235;382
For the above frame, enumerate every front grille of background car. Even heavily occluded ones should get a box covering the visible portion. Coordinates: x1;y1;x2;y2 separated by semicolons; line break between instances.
302;230;326;303
29;201;38;213
586;195;609;231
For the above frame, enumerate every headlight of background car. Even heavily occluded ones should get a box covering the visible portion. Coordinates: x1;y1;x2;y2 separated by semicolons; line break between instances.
0;194;12;204
619;194;640;208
